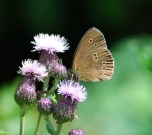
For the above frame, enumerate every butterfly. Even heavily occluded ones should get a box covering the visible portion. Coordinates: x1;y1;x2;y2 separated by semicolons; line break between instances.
72;27;114;82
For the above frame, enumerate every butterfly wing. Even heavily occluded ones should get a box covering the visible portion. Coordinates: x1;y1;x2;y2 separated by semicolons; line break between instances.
72;27;114;82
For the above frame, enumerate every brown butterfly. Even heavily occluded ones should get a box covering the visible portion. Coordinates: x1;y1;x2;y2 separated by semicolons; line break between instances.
72;27;114;82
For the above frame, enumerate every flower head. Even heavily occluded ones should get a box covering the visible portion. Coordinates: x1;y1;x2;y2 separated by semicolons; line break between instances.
68;128;85;135
53;96;75;123
57;80;87;102
38;98;53;115
31;33;69;54
14;77;36;106
18;59;48;81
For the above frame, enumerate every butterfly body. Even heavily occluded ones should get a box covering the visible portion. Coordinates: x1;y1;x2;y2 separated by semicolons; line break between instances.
72;27;114;82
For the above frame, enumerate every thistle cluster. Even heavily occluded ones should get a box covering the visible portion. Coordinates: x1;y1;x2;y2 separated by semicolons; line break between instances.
14;33;86;135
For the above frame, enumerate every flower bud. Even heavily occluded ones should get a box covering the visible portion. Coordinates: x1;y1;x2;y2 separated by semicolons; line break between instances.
38;98;53;115
39;52;67;77
51;62;67;77
68;128;85;135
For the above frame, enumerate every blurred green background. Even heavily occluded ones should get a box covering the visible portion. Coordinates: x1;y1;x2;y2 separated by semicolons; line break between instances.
0;0;152;135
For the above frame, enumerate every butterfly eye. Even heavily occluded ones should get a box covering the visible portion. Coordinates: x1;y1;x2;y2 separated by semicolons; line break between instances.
93;56;98;61
94;43;98;46
102;61;106;65
102;66;106;71
92;53;98;61
92;53;97;57
88;39;93;43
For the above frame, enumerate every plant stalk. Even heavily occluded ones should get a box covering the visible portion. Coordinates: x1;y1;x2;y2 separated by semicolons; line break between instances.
35;114;42;135
20;106;26;135
55;123;63;135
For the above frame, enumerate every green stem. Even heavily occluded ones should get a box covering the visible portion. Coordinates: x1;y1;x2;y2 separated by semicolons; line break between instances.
35;76;50;135
48;77;61;96
43;75;51;90
20;106;26;135
45;116;55;135
35;114;42;135
55;123;63;135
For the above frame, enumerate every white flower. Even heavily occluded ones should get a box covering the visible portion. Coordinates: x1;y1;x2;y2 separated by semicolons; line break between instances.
18;59;48;81
31;33;69;54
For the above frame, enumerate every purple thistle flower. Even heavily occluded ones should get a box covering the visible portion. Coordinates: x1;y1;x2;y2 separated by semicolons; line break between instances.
38;98;53;115
18;59;48;81
14;77;36;106
53;96;75;124
53;80;86;123
31;33;69;54
57;80;87;102
68;128;85;135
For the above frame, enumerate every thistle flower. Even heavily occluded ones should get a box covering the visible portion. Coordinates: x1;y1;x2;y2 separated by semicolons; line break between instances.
57;80;87;102
31;33;69;54
38;98;53;115
18;59;48;81
53;80;87;123
14;77;36;106
68;128;85;135
53;96;75;123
